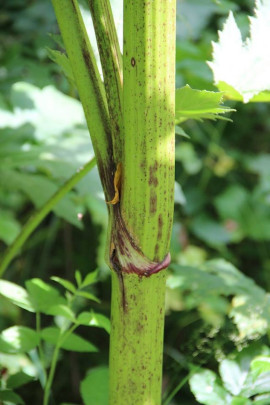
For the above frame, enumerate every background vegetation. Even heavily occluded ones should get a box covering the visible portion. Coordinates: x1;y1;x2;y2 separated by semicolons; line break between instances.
1;0;270;404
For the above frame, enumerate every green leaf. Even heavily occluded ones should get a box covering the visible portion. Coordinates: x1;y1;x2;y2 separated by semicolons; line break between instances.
169;260;270;340
81;270;98;288
0;170;83;229
175;125;190;138
0;210;21;245
41;327;98;352
251;357;270;376
75;270;82;287
175;142;202;174
190;214;232;246
0;389;24;404
253;394;270;405
209;4;270;103
189;368;231;404
47;48;75;83
46;305;75;321
0;280;34;312
77;312;110;334
175;85;234;124
26;278;66;313
80;367;109;405
0;326;39;354
219;358;250;396
7;371;35;389
231;398;252;405
241;372;270;397
51;276;77;293
75;291;100;303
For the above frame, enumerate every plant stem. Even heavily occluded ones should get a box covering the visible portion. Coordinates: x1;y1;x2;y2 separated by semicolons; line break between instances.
89;0;123;163
43;343;60;405
109;1;176;404
43;325;77;405
36;312;47;388
110;271;167;404
162;367;199;405
121;0;176;260
0;158;96;278
51;0;115;201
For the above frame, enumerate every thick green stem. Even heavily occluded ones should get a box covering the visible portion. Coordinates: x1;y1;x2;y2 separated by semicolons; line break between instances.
110;271;167;405
51;1;176;403
121;0;176;261
0;158;96;277
109;1;176;404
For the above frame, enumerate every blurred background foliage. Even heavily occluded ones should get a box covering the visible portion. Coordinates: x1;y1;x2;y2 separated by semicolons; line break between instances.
0;0;270;404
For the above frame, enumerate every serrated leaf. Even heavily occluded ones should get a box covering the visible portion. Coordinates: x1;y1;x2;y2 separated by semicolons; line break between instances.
81;270;98;288
0;326;39;354
219;358;250;396
80;367;109;405
76;291;100;303
26;278;66;313
77;312;110;334
0;280;34;312
51;276;77;293
189;368;231;404
209;3;270;103
175;85;234;124
41;327;98;352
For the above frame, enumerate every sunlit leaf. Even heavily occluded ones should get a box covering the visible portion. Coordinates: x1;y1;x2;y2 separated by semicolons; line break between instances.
0;326;39;354
77;311;110;334
175;85;234;123
75;270;82;287
208;2;270;103
81;270;98;288
189;368;231;404
51;276;76;293
0;280;34;312
25;278;66;313
251;356;270;376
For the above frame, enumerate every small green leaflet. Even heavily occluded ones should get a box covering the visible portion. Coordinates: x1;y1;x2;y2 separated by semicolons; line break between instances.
175;85;234;124
208;1;270;103
47;48;75;84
